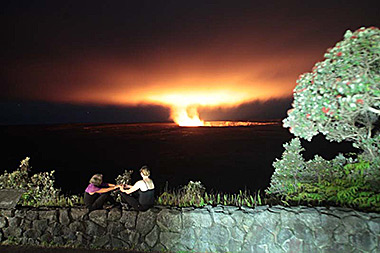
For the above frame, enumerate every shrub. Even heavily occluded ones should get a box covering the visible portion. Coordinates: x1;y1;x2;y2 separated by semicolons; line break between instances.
157;181;265;208
0;157;83;207
267;139;380;211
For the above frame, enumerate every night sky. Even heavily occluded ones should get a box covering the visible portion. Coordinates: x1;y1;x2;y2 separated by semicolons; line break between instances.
1;0;379;125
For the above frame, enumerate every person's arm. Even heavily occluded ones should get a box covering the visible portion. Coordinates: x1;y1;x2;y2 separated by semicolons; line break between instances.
120;181;141;194
93;185;119;194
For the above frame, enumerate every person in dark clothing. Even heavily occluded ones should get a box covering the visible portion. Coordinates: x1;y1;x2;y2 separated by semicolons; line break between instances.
119;166;155;211
84;174;120;211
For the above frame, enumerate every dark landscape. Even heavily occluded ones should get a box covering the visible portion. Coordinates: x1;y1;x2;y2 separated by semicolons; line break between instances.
0;121;358;195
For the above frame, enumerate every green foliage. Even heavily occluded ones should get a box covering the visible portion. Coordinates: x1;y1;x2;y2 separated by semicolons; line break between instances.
267;139;380;211
283;27;380;160
156;181;266;208
115;169;133;185
0;157;83;207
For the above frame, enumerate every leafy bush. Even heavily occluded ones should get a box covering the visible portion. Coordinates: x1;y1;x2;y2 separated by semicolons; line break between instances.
0;157;83;207
267;139;380;211
283;27;380;161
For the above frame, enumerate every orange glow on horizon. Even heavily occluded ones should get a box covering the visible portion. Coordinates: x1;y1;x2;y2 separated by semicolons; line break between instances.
147;90;254;126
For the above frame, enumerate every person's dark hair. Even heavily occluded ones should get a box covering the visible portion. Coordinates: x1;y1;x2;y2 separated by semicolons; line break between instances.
89;174;103;186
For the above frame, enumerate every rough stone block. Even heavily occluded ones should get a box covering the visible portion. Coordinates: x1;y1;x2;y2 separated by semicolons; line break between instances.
368;218;380;236
0;216;8;228
59;209;71;226
136;209;157;235
89;209;107;227
39;210;58;223
108;208;122;221
32;219;48;233
70;207;88;220
157;209;182;232
182;210;213;228
179;227;197;250
214;212;236;227
159;231;181;250
349;231;377;252
85;220;106;236
145;225;160;248
0;189;25;209
120;210;138;229
343;215;368;233
69;221;85;233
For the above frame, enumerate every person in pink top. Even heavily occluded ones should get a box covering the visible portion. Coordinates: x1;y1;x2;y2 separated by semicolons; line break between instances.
84;174;120;211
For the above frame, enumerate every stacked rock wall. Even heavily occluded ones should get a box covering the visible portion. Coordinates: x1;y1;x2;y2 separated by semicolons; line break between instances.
0;205;379;252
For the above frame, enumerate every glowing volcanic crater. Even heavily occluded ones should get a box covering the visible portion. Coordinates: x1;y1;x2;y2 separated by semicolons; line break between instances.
148;91;261;127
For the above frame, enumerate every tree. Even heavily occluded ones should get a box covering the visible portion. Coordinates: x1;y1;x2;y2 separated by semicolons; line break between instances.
283;27;380;161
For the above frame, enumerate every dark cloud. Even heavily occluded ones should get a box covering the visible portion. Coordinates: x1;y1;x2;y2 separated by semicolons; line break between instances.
0;100;170;125
199;97;293;121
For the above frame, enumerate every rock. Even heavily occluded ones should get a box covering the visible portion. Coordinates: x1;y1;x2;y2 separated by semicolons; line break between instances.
276;228;294;246
282;236;303;253
333;225;349;244
120;210;138;229
23;229;39;239
0;216;8;228
300;208;322;228
182;209;213;228
343;215;368;233
107;222;124;236
245;224;273;245
25;210;39;220
40;232;53;244
20;219;32;230
368;218;380;236
200;224;230;246
314;227;332;248
8;217;21;227
70;208;88;220
0;209;14;218
145;225;160;248
92;235;111;248
59;209;71;225
89;209;107;227
157;209;182;232
32;219;48;232
179;227;196;250
159;231;181;250
69;221;86;233
0;189;25;209
292;219;314;242
108;208;122;221
39;210;57;223
321;243;354;253
110;236;128;249
3;226;23;238
120;229;140;247
320;214;341;232
230;226;245;242
349;231;377;252
213;212;236;227
48;222;64;236
136;209;157;235
85;220;106;236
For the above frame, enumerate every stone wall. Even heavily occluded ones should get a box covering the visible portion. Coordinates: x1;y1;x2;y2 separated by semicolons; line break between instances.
0;205;379;252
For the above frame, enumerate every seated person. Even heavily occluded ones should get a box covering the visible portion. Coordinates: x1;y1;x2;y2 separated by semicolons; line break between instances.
119;166;155;211
84;173;119;211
